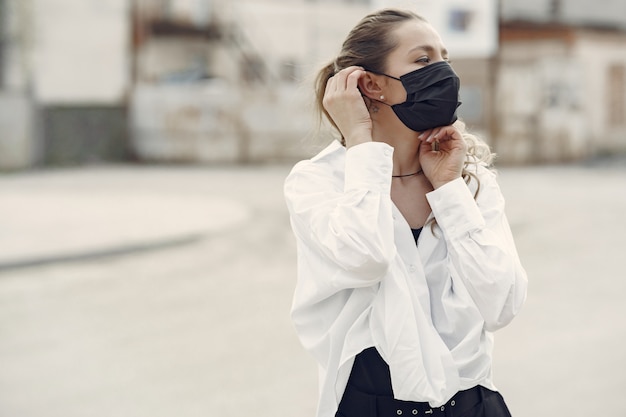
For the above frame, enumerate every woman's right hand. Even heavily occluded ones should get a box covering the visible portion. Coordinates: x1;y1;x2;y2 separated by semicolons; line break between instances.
322;66;373;148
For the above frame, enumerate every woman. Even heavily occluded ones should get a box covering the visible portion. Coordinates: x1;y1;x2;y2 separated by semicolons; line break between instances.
284;8;527;417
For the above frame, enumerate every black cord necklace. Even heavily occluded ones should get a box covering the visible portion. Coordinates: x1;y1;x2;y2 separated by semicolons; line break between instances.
392;169;423;178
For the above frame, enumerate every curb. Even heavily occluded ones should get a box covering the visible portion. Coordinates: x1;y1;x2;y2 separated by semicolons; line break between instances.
0;233;206;272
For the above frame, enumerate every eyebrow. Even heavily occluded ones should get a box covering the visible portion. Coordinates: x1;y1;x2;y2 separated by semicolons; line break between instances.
408;45;449;57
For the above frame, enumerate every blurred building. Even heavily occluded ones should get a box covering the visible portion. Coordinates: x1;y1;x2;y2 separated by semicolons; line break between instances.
129;0;373;163
0;0;129;169
0;0;625;169
494;20;626;163
493;0;626;163
127;0;626;164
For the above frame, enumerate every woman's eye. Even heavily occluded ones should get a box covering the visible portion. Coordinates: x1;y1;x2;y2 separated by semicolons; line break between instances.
416;56;431;64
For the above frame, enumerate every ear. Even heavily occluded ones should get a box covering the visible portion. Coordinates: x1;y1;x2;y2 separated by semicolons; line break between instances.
357;72;384;100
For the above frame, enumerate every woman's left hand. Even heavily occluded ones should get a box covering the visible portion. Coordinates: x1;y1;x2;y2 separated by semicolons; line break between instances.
418;125;467;189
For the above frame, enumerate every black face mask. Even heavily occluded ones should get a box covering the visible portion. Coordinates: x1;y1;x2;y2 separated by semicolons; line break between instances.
373;61;461;132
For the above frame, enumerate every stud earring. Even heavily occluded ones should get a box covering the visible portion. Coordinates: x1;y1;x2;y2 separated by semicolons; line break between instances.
379;95;385;100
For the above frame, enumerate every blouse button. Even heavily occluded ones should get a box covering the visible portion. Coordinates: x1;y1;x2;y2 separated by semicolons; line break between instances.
409;265;416;273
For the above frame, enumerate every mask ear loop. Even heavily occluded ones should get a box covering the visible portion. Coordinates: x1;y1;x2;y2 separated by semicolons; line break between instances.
362;68;401;107
363;68;401;81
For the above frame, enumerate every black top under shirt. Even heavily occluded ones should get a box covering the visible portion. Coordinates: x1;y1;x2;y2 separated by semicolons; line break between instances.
411;227;422;244
346;227;423;395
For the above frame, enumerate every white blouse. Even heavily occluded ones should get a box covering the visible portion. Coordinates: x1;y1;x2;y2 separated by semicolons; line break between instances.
284;140;527;417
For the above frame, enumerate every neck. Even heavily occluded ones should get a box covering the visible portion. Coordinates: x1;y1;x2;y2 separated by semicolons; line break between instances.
371;118;421;176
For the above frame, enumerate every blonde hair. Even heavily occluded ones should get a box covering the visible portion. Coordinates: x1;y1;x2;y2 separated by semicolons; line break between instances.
314;8;495;204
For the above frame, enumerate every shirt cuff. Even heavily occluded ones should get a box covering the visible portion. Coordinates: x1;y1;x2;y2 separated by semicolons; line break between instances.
344;142;393;193
426;177;485;239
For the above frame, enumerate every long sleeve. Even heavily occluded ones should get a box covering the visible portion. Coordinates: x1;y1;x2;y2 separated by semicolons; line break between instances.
284;141;397;301
426;167;528;331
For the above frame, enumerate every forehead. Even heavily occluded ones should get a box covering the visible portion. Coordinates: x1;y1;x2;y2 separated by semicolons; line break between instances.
391;19;447;55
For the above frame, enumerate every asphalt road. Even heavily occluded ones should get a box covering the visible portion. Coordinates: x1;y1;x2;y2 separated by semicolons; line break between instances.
0;160;625;417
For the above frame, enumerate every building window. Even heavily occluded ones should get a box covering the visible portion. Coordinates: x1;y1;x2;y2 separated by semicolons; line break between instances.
448;9;474;33
241;55;265;84
607;64;626;127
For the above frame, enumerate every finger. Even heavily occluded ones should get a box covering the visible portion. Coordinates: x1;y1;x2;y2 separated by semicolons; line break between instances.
334;66;364;90
426;127;443;143
434;125;461;139
346;69;364;94
418;129;433;141
341;65;365;75
323;77;336;109
325;74;336;95
418;137;439;155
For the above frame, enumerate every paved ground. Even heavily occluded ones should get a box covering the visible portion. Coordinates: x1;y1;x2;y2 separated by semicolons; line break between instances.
0;160;625;417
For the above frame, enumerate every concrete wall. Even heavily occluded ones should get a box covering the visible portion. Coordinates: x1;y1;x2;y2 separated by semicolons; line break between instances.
32;0;130;104
0;0;37;170
0;93;36;170
130;81;240;163
495;39;587;163
575;31;626;154
129;80;315;163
